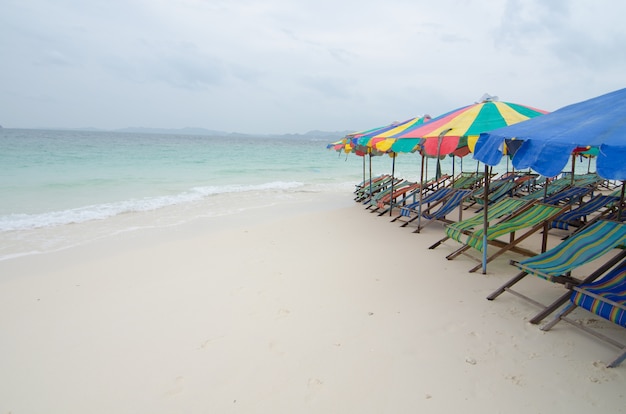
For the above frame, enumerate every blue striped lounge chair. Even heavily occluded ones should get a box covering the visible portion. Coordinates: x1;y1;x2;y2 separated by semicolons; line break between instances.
392;187;454;225
541;258;626;367
412;188;474;233
487;219;626;324
551;194;620;230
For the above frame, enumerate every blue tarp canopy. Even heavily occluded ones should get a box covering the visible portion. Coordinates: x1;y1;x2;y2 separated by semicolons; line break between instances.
473;88;626;180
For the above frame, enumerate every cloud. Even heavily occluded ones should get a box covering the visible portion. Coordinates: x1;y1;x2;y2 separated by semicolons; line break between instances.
1;0;625;133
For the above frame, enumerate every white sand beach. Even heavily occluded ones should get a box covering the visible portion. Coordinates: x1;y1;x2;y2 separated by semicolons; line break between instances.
0;193;624;413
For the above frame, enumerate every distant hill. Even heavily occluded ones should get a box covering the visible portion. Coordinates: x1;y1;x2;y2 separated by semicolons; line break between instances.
113;126;350;140
114;126;227;136
3;125;351;140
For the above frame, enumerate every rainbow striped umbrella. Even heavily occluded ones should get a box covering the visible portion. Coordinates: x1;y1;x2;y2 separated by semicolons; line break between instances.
327;118;420;156
396;95;548;157
397;95;548;274
371;115;431;153
350;117;424;156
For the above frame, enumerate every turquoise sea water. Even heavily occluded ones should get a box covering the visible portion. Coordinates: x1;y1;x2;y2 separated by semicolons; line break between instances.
0;128;418;260
0;128;595;261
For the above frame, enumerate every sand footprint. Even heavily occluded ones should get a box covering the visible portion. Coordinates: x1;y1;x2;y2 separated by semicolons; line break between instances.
165;376;185;397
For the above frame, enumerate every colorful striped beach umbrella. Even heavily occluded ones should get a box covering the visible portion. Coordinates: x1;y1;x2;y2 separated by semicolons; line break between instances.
395;94;548;157
396;95;548;273
327;119;418;156
350;117;423;156
327;117;428;197
369;115;431;153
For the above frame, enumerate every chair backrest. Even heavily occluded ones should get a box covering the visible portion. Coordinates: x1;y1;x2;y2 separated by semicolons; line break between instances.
552;195;620;230
423;189;472;219
445;198;530;243
516;220;626;280
467;203;563;250
543;186;592;205
571;258;626;327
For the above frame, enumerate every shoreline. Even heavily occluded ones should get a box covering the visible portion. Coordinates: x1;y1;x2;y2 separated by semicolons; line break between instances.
0;193;624;413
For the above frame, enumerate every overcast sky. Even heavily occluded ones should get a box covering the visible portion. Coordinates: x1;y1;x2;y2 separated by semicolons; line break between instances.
2;0;625;134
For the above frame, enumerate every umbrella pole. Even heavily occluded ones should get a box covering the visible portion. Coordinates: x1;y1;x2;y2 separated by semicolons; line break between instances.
435;132;443;180
619;181;625;220
368;151;373;203
571;153;575;186
362;155;366;184
482;163;490;274
389;154;396;216
417;153;425;233
452;155;456;181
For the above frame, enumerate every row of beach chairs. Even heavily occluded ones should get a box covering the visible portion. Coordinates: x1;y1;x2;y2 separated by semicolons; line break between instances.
353;170;626;367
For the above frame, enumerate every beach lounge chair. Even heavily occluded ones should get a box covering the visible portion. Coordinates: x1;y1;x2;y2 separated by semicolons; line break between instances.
541;258;626;367
411;188;474;233
520;176;576;201
369;181;422;215
372;175;453;216
572;172;604;188
450;171;488;190
446;202;567;273
354;174;388;200
466;178;517;209
551;194;620;230
487;219;626;324
356;176;402;203
391;187;455;225
365;178;409;208
429;197;530;250
542;186;593;206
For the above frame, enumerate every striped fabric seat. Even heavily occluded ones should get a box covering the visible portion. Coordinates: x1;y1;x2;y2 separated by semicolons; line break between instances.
543;186;592;205
465;203;564;252
552;195;619;230
445;197;529;243
375;181;419;209
451;172;485;189
541;258;626;367
422;189;472;220
571;261;626;327
514;220;626;281
521;179;571;200
399;187;453;217
472;180;517;206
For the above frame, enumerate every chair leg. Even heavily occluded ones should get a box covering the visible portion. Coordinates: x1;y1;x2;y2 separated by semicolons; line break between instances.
529;291;574;324
541;303;576;331
608;349;626;368
487;271;527;300
429;236;449;250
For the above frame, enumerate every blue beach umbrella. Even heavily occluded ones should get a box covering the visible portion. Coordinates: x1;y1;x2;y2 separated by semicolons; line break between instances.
474;88;626;180
474;87;626;273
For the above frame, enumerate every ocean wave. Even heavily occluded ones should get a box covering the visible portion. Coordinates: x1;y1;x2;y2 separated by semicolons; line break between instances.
0;181;305;231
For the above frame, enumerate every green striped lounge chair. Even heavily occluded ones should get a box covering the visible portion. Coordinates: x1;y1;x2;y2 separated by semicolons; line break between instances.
429;197;530;250
470;179;517;208
447;202;566;273
354;174;389;200
541;258;626;367
487;219;626;324
521;177;572;200
358;176;402;204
